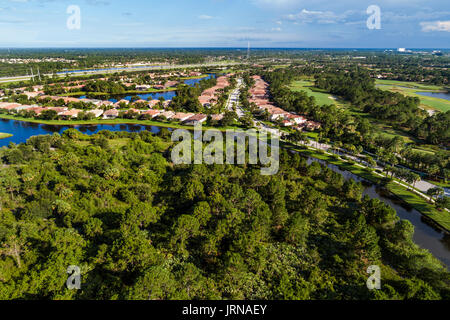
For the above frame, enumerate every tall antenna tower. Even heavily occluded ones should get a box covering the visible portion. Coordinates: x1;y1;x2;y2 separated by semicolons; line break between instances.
37;68;41;82
30;68;34;82
247;41;250;60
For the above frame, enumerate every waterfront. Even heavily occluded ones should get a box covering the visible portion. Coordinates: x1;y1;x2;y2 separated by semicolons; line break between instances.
77;73;215;103
0;118;448;269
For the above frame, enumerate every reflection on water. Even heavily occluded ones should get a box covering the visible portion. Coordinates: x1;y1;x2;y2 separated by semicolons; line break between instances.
416;91;450;101
307;157;450;268
0;119;166;148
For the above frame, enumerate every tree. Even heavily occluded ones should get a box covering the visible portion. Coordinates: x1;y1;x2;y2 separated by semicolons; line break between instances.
366;156;376;169
426;187;444;203
435;197;449;211
40;109;58;120
221;110;238;127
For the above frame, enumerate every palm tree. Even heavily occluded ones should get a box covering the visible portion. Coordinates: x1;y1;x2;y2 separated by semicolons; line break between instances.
406;172;420;190
426;187;444;203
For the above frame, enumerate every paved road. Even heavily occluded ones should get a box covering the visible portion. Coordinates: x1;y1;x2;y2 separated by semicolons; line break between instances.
226;78;246;118
301;139;449;198
0;61;244;83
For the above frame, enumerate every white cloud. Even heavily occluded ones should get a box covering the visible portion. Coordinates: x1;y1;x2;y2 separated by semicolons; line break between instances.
285;9;353;24
420;20;450;32
251;0;303;9
198;14;214;20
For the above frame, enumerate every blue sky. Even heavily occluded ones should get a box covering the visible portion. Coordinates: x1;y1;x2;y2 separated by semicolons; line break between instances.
0;0;449;48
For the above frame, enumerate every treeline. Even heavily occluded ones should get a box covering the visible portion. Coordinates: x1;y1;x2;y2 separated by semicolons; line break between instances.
315;71;449;145
0;130;448;299
259;69;449;180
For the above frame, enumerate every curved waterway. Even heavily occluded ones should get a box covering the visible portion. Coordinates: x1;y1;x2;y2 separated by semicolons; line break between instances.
0;118;448;268
307;158;450;268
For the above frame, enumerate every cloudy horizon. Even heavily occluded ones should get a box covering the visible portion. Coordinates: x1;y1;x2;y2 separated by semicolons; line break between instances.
0;0;449;48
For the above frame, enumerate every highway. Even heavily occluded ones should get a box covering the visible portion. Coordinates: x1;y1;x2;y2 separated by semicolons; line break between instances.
0;61;244;84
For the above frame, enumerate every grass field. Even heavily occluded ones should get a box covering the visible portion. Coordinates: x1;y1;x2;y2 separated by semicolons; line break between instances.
376;79;450;113
0;132;13;139
289;78;421;144
289;79;342;106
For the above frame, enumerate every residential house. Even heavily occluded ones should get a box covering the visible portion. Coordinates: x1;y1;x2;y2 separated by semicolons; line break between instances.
141;109;161;118
28;107;46;116
210;114;224;121
183;114;208;126
172;112;195;122
148;100;160;108
287;114;307;124
60;109;82;119
0;102;21;110
87;109;104;118
136;84;151;91
45;107;69;115
103;109;119;119
159;111;175;119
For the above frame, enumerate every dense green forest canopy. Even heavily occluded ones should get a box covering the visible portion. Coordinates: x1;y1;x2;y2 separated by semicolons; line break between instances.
0;130;448;299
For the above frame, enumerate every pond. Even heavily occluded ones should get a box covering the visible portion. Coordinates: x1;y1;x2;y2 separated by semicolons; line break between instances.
0;118;448;269
416;91;450;101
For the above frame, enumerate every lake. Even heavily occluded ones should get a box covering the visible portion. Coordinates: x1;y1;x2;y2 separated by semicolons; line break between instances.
0;118;164;148
0;118;448;269
78;74;215;103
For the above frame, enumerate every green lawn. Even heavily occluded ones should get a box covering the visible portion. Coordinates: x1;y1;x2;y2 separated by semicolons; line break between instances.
376;79;450;113
386;182;450;231
0;132;13;139
289;79;342;106
289;78;423;144
375;79;443;91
